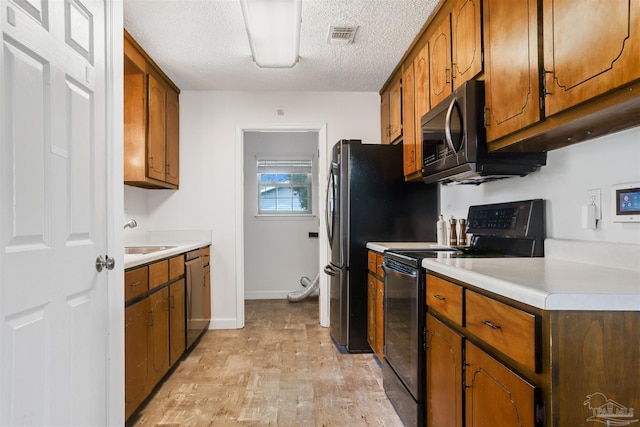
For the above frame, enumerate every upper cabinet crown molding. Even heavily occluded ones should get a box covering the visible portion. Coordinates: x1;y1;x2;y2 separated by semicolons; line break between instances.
124;30;180;189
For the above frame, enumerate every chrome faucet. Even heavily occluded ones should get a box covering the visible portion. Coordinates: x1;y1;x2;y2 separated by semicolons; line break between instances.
124;219;137;229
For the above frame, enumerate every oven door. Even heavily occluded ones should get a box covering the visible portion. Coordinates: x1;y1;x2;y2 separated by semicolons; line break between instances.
383;258;425;401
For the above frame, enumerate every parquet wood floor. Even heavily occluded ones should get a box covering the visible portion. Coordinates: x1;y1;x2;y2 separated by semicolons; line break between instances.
128;299;404;427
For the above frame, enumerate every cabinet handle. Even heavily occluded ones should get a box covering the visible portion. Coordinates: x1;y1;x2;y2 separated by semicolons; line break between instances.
434;294;445;301
131;281;142;287
445;68;450;84
170;295;175;309
148;310;154;327
166;164;170;174
543;69;553;95
482;320;501;330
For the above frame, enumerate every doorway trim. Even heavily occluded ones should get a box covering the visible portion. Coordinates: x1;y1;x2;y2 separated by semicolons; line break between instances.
235;123;328;328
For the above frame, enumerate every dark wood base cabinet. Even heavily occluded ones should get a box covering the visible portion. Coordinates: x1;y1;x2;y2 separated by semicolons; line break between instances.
425;273;640;427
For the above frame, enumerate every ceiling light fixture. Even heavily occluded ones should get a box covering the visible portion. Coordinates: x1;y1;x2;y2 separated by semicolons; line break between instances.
240;0;302;68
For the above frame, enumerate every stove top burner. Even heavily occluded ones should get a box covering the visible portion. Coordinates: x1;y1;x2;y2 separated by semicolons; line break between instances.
385;199;546;267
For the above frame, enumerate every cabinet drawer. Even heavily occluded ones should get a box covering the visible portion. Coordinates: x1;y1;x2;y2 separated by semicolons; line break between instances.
149;260;169;290
125;266;148;302
202;246;210;266
168;255;184;280
368;251;377;273
465;290;538;372
376;253;384;278
427;275;463;325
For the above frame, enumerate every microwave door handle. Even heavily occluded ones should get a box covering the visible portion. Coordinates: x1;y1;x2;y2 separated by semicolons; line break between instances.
444;97;460;163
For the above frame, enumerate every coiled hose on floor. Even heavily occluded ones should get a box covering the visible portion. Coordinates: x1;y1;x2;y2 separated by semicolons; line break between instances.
287;273;320;302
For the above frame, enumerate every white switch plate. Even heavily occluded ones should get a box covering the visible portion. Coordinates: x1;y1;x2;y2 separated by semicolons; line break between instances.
587;189;601;220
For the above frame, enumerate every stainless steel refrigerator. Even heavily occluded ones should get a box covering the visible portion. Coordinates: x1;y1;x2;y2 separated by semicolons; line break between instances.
323;139;438;352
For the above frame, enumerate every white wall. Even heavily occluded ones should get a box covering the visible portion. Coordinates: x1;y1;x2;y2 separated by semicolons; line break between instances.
243;131;320;299
128;91;380;329
440;127;640;245
123;89;640;330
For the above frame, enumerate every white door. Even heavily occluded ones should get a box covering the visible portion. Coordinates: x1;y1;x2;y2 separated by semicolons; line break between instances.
0;0;114;425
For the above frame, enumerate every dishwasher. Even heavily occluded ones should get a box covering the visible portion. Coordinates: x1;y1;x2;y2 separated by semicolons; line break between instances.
185;249;205;348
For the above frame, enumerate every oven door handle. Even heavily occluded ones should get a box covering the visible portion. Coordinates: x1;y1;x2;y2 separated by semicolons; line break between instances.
382;263;418;279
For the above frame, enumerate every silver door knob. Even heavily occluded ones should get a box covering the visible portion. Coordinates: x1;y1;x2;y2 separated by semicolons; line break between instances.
95;255;115;272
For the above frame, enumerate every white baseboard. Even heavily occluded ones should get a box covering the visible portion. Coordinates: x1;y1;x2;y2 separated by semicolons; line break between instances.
209;318;239;330
244;290;291;300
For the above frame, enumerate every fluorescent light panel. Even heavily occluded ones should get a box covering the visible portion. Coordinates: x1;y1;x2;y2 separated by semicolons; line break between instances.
240;0;302;68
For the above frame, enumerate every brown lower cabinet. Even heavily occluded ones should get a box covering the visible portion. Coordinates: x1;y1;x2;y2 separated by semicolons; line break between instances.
367;250;385;360
426;314;463;427
124;298;150;419
125;250;212;421
169;279;186;365
426;273;640;427
147;287;170;387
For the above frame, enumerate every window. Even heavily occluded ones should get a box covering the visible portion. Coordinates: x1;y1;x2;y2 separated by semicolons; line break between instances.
257;158;313;215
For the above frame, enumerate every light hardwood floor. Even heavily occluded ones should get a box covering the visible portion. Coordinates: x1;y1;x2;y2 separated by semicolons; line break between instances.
128;299;404;427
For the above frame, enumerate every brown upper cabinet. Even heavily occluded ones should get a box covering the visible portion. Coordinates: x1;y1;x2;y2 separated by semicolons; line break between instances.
383;0;640;154
483;0;541;142
402;63;417;175
543;0;640;116
380;75;403;144
428;16;452;108
429;0;483;108
401;46;430;179
124;30;180;189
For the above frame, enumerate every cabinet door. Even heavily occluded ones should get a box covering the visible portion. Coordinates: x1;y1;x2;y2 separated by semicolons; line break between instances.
543;0;640;116
147;73;166;181
380;91;390;144
375;278;385;358
483;0;541;142
169;279;186;365
367;273;377;351
426;314;463;427
429;16;453;107
147;287;170;389
465;342;538;427
123;55;147;183
125;298;150;420
389;79;403;142
414;45;429;170
165;88;179;186
402;63;417;176
203;264;211;324
451;0;482;89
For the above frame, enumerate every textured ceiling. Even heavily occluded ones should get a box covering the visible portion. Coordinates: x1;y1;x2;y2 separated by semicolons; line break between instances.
123;0;442;92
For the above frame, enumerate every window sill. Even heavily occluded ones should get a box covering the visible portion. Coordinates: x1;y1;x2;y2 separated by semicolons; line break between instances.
254;214;316;221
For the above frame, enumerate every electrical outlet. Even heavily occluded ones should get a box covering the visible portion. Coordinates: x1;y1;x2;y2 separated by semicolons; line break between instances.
587;189;601;220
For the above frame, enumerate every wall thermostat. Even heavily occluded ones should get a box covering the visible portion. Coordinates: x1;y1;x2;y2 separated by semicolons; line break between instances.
611;182;640;222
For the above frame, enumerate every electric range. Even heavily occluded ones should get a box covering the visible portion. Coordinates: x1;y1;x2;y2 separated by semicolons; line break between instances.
382;199;545;427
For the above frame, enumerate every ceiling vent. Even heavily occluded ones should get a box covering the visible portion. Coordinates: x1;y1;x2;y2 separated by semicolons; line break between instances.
327;26;358;45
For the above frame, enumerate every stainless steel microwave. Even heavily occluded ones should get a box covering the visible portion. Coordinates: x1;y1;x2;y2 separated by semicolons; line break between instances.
421;80;546;185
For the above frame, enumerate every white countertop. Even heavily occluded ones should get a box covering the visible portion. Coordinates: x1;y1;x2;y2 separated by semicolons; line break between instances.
368;239;640;311
124;240;211;269
367;241;440;252
124;231;212;269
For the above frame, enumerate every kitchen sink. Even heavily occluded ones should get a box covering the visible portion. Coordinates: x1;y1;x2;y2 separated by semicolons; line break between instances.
124;245;177;255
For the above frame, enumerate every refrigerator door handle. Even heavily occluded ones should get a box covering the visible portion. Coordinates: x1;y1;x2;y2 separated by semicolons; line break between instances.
325;169;333;246
323;264;341;277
